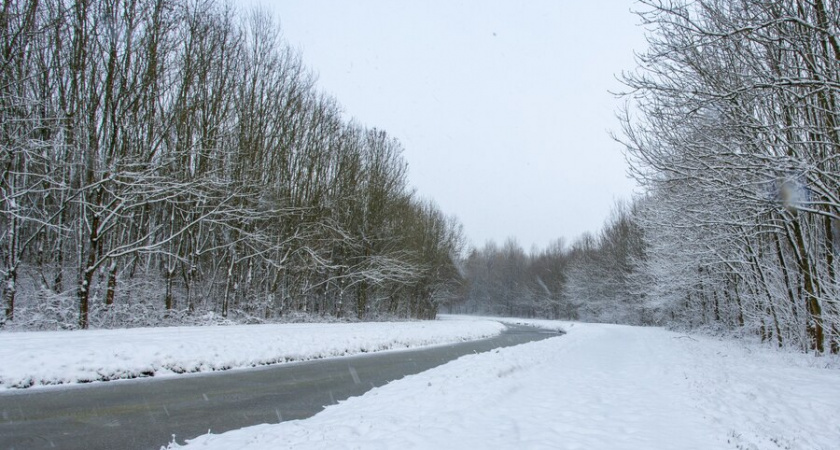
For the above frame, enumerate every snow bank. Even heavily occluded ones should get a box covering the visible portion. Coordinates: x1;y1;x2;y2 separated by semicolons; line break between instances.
176;321;840;450
0;319;505;389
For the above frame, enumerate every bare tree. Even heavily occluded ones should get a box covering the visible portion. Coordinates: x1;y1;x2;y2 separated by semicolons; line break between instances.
619;0;840;353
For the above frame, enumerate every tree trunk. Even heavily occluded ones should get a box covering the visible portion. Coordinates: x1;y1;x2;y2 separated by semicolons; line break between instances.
357;279;368;319
78;266;94;329
791;218;825;352
165;267;174;311
222;257;235;318
105;260;117;306
3;268;16;323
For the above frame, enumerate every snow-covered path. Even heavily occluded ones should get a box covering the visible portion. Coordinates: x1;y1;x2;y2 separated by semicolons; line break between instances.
177;321;840;450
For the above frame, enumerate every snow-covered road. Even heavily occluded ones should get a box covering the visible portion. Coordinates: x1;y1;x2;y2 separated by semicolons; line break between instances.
0;321;551;450
3;316;838;449
176;320;840;450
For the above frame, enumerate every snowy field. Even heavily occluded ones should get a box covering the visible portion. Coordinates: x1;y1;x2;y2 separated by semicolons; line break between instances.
174;319;840;450
0;318;505;389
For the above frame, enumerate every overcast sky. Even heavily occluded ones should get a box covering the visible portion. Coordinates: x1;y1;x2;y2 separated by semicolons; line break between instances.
251;1;646;251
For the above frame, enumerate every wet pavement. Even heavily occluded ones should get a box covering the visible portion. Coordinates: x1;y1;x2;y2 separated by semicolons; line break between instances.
0;323;559;450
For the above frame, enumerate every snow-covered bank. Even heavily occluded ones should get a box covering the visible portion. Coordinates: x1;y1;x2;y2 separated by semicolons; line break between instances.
0;319;505;390
176;321;840;450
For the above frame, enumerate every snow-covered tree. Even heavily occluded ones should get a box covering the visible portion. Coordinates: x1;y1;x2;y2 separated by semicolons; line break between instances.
619;0;840;352
0;0;464;329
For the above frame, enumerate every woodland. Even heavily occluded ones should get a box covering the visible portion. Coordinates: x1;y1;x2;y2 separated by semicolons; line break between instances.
3;0;840;355
1;0;463;329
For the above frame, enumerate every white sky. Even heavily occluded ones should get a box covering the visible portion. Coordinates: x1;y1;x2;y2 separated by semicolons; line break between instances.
251;1;646;251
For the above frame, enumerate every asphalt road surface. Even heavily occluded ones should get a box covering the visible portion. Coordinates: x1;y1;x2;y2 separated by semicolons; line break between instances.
0;323;559;450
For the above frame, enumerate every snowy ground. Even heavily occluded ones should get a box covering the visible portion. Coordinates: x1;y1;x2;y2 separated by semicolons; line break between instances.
0;318;505;389
174;319;840;450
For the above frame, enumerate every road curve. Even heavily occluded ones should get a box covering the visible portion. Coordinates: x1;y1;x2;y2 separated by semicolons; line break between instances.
0;323;559;450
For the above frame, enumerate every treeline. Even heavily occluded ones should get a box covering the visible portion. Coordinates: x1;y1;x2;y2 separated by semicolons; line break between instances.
0;0;463;330
454;0;840;354
447;202;644;325
452;238;568;319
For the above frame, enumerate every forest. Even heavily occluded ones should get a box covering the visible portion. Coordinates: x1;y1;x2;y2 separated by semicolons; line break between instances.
3;0;840;356
0;0;464;329
451;0;840;354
